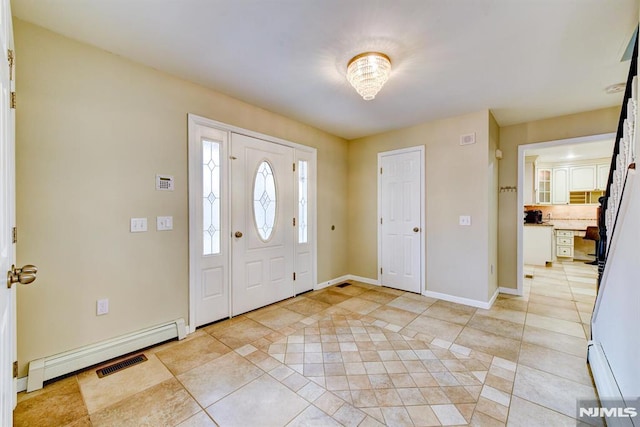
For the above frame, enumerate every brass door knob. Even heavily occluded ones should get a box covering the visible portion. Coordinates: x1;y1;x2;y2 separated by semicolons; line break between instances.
234;231;243;238
7;264;38;289
413;227;420;233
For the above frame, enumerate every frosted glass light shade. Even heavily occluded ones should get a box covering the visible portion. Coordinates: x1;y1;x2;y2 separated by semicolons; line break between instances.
347;52;391;100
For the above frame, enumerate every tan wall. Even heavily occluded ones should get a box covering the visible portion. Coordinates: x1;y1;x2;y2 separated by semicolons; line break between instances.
348;111;492;303
14;20;348;376
498;107;620;289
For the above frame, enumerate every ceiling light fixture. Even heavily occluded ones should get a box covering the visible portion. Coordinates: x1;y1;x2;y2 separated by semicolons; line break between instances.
346;52;391;101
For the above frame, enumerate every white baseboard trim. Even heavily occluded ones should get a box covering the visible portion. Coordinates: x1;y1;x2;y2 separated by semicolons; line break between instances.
587;341;633;427
315;275;351;290
26;318;186;392
347;275;380;286
499;286;521;296
316;274;380;290
423;289;496;310
16;377;27;393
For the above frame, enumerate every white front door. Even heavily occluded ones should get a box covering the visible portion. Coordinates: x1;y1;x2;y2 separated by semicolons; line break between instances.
379;147;424;293
231;133;295;315
0;0;16;422
188;120;230;327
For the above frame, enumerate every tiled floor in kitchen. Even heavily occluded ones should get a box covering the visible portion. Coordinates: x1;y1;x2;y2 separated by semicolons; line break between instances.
14;261;601;426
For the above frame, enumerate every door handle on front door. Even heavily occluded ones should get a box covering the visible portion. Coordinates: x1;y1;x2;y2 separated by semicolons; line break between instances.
413;227;420;233
234;231;243;238
7;264;38;289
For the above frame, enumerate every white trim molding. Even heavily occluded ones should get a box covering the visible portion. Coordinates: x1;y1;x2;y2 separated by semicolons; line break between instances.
498;286;521;296
26;319;185;392
423;288;499;310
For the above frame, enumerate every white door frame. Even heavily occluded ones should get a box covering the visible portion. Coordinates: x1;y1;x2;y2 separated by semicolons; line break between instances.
516;132;615;295
377;145;425;293
187;114;317;333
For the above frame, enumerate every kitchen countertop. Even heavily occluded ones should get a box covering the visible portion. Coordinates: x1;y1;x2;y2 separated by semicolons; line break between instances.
524;220;597;231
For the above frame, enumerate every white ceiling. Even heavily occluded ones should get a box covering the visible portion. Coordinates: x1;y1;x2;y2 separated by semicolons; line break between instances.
11;0;639;140
525;137;615;163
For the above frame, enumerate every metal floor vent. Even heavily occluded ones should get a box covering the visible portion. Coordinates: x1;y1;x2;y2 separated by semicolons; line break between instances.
336;282;351;288
96;354;148;378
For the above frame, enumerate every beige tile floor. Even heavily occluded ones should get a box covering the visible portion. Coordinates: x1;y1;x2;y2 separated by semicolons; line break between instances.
14;261;602;426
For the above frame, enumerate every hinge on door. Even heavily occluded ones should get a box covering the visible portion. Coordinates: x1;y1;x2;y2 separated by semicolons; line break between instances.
12;227;17;244
13;361;18;378
10;92;16;109
380;268;383;275
293;163;296;172
380;218;383;225
293;217;296;226
7;49;14;81
380;167;383;174
293;272;296;281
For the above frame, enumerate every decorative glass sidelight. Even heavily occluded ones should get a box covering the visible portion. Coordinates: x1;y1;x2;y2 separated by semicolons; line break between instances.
202;139;220;255
298;160;308;243
253;161;277;241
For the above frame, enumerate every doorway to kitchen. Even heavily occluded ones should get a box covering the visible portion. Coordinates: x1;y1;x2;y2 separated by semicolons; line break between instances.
517;133;615;295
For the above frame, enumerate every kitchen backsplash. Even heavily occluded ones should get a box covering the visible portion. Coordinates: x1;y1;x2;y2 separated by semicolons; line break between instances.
524;204;597;220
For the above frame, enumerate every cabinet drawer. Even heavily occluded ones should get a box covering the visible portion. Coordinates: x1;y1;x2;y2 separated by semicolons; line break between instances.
557;236;573;245
557;246;574;257
556;230;574;237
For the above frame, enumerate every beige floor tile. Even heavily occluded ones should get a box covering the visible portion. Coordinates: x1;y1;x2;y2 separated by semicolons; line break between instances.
454;327;521;362
206;374;309;426
368;305;418;327
512;365;597;418
467;314;524;340
248;306;307;330
90;378;200;427
314;391;345;415
14;377;88;426
306;289;354;305
381;406;414;426
175;411;217;427
177;351;263;407
527;302;581;322
405;315;464;342
155;334;231;375
431;403;467;425
209;317;276;349
77;353;173;414
475;395;508;422
525;313;586;338
287;405;342;426
522;325;588;357
527;293;577;310
406;405;441;426
493;297;529;312
517;342;593;386
386;295;434;314
507;395;580;426
475;305;527;324
423;303;475;326
358;290;399;305
333;403;367;426
469;411;505;426
282;297;332;316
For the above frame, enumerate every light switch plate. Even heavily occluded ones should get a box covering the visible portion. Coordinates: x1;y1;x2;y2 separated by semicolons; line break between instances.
157;216;173;231
459;215;472;226
97;299;109;316
130;217;148;232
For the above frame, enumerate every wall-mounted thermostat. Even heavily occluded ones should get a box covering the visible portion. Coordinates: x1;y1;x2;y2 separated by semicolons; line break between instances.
156;174;174;191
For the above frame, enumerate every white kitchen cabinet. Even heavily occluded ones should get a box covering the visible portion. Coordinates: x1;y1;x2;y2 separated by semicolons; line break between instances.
524;159;535;205
552;167;569;205
570;165;597;191
524;225;554;266
555;229;574;259
536;168;551;204
597;163;610;190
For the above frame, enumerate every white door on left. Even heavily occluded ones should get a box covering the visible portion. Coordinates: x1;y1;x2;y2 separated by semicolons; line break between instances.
0;0;17;422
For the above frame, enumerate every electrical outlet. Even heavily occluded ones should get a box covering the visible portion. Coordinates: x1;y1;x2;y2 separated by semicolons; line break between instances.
97;299;109;316
459;215;472;226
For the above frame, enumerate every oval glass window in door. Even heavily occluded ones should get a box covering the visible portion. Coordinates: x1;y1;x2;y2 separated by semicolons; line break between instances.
253;161;277;241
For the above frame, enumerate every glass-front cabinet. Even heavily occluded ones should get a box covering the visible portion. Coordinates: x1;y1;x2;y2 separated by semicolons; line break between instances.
536;168;551;204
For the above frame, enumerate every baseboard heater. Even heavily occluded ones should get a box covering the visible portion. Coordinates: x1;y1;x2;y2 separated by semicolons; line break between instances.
26;318;186;392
